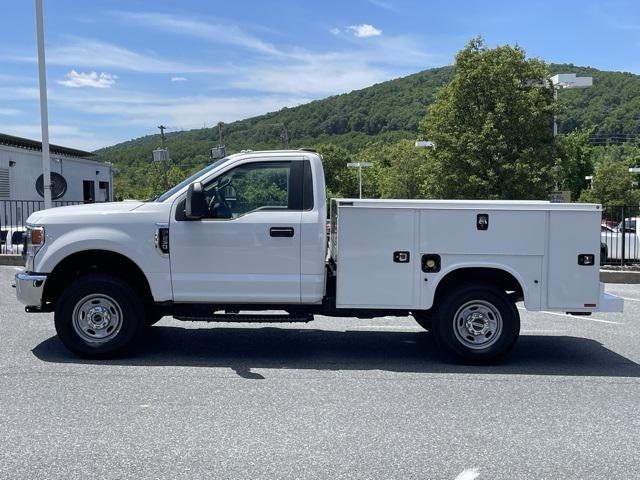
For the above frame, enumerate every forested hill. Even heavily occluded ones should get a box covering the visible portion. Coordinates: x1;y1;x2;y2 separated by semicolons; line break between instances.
96;63;640;197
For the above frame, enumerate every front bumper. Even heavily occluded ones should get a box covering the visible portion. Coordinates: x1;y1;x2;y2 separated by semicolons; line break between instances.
14;272;47;308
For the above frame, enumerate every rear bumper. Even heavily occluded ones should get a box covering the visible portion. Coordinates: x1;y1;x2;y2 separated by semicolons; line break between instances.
598;282;624;312
14;272;47;308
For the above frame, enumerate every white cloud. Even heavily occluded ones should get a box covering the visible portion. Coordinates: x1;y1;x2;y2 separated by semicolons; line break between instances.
231;59;388;95
114;11;283;57
0;108;21;116
0;87;39;101
347;24;382;38
0;123;120;151
0;11;438;148
46;87;312;133
366;0;402;13
5;38;222;74
58;70;117;88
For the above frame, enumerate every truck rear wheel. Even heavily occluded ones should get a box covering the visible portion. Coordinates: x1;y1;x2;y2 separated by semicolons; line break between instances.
411;311;432;331
54;274;145;358
431;283;520;363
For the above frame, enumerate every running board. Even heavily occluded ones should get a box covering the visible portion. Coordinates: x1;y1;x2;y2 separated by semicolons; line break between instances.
174;313;314;323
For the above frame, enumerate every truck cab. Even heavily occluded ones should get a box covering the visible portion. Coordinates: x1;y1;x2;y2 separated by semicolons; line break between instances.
14;149;623;363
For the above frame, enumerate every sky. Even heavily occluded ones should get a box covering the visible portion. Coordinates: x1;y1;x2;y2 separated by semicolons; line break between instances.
0;0;638;151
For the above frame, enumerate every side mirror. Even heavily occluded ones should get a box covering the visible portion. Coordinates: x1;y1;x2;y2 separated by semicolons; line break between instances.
185;182;207;219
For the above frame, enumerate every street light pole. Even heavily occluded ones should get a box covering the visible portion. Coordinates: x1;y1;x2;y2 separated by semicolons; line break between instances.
347;162;373;199
585;175;593;188
553;87;558;137
35;0;52;209
550;73;593;137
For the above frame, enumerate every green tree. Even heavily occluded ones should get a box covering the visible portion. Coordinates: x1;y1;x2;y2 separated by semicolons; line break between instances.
552;130;594;200
419;38;557;199
315;144;358;197
146;163;189;199
579;146;640;205
355;140;432;198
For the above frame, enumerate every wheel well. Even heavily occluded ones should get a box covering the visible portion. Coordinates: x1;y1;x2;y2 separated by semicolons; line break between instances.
433;267;524;305
43;250;153;308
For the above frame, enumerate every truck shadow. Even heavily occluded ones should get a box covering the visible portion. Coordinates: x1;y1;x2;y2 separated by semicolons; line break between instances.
32;326;640;378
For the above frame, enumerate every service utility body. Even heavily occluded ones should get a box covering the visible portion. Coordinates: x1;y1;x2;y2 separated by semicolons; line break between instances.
14;150;624;362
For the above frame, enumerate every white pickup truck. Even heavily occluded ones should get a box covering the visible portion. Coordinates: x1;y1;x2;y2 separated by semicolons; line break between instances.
15;149;623;362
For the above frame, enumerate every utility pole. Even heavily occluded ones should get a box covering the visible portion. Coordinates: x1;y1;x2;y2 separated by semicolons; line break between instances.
35;0;52;209
153;125;170;190
281;124;289;149
158;125;167;148
211;122;226;159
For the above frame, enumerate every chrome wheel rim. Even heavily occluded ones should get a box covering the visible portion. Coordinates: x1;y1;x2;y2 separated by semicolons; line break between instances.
72;294;123;344
453;300;503;350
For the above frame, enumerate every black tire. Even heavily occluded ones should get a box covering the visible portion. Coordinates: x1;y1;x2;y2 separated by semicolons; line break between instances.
431;282;520;364
145;308;164;327
54;274;145;358
412;311;432;331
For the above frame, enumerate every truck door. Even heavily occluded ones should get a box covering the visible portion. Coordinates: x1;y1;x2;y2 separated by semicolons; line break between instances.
169;160;304;304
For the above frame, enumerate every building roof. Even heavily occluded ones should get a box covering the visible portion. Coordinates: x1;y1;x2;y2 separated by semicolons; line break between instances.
0;132;94;158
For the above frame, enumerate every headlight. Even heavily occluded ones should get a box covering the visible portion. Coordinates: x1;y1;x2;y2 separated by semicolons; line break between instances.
24;225;45;271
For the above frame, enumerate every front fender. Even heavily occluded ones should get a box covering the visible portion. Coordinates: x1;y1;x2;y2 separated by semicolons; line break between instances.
35;225;173;302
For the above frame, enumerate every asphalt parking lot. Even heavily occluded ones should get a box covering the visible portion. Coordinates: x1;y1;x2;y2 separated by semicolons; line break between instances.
0;265;639;480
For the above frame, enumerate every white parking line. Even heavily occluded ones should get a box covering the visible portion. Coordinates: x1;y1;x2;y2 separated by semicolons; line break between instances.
351;325;422;330
619;296;640;302
518;306;623;325
455;468;480;480
521;329;564;333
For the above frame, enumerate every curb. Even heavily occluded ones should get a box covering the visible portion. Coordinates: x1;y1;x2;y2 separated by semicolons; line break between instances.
0;255;24;267
600;270;640;284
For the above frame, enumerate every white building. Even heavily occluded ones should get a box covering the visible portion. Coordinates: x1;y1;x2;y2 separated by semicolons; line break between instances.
0;133;113;250
0;133;113;204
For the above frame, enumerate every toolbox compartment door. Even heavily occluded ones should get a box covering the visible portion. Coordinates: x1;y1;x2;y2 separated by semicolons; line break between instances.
547;210;600;309
336;207;415;308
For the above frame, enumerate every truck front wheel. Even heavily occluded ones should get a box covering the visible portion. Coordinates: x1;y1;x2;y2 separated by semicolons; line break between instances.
54;274;145;358
431;283;520;363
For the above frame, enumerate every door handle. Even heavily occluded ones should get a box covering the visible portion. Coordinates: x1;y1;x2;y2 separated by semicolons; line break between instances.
270;227;294;237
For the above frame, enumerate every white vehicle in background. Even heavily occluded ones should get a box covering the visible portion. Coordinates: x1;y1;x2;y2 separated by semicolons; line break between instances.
14;149;623;363
600;220;640;261
1;226;25;255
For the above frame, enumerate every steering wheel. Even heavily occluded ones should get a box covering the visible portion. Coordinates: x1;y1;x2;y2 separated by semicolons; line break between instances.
215;186;230;207
207;185;232;218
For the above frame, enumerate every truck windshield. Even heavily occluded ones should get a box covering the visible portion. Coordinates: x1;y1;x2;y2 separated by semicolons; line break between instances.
154;157;231;202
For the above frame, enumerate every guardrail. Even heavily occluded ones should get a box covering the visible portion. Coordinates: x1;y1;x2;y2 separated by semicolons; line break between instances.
0;200;84;255
601;205;640;266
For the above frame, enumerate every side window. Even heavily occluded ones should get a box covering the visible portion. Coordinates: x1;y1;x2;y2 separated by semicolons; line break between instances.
203;162;292;219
